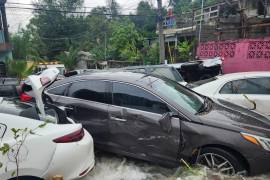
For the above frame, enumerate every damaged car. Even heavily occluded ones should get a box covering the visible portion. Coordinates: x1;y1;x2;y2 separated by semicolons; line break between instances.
0;68;95;180
45;71;270;176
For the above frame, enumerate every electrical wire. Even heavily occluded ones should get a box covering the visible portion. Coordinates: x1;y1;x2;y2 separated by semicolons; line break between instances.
6;2;138;11
4;5;156;17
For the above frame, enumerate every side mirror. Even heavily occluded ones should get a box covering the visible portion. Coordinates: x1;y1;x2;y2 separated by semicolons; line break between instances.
159;112;174;133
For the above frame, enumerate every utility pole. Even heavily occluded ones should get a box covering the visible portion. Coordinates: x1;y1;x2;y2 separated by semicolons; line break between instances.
157;0;165;64
104;32;107;61
0;0;8;43
198;0;204;44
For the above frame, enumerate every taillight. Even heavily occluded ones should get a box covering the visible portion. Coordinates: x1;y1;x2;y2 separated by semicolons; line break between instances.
20;93;33;102
53;128;84;143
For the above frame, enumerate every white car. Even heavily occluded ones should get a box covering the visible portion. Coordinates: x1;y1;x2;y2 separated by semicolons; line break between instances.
192;72;270;116
0;68;95;179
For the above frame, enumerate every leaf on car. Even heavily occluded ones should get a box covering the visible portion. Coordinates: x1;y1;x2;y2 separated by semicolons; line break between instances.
38;122;47;128
11;128;20;135
0;143;10;155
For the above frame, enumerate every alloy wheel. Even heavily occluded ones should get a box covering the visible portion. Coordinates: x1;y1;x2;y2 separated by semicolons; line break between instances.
198;153;236;175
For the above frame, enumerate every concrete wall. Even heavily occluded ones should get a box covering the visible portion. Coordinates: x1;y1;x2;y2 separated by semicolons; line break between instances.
197;37;270;73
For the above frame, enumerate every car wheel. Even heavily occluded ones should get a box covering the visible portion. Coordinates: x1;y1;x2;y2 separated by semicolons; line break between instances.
197;147;246;175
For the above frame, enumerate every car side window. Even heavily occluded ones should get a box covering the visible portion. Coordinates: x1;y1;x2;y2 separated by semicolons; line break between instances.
113;82;169;114
232;78;270;95
68;80;111;104
220;78;270;95
219;82;233;94
47;84;69;96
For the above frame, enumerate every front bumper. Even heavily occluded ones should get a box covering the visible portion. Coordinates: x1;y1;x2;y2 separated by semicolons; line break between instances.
246;149;270;175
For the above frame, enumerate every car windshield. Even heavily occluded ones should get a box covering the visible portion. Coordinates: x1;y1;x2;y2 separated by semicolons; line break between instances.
151;79;204;114
150;67;184;82
187;77;218;88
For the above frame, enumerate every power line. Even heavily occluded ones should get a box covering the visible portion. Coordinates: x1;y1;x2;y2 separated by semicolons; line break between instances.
6;2;139;11
4;5;156;17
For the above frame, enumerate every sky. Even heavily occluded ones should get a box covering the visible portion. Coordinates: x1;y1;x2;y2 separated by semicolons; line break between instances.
6;0;169;33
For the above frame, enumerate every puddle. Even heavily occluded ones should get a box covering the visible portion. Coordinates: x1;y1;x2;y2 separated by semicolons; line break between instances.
83;152;270;180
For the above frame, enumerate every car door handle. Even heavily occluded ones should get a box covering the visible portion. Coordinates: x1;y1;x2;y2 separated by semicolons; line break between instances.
110;116;127;122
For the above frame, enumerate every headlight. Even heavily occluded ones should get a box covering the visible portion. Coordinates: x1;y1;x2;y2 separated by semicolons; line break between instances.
241;132;270;151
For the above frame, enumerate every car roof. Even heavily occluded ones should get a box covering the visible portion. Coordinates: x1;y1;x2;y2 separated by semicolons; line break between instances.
216;71;270;80
51;71;163;89
124;65;172;69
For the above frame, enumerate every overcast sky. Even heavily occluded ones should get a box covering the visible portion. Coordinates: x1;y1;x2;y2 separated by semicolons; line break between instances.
6;0;169;33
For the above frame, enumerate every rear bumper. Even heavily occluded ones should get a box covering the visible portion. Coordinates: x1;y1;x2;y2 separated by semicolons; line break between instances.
43;129;95;179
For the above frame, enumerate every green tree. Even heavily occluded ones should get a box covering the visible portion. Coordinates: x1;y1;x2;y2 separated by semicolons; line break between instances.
106;0;120;19
6;60;35;82
109;20;143;62
131;1;157;38
143;42;159;65
178;40;194;61
30;0;87;59
10;28;40;60
170;0;219;14
57;47;79;71
83;7;110;60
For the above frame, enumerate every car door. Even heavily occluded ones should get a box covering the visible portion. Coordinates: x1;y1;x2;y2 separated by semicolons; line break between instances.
108;82;181;162
217;80;253;109
218;77;270;116
47;80;111;145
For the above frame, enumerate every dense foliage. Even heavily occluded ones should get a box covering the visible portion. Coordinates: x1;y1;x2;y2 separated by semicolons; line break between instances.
10;0;159;65
10;0;219;66
169;0;219;14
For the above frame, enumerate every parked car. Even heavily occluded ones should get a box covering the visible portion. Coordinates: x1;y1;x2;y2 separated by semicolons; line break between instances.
0;113;94;180
169;57;222;83
123;65;187;85
0;78;19;98
45;71;270;176
0;77;34;102
191;72;270;116
0;68;95;180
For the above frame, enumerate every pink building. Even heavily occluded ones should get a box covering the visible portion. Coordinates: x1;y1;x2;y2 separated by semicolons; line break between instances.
197;38;270;74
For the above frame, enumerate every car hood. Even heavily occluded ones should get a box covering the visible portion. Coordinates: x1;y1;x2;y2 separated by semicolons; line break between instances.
198;98;270;137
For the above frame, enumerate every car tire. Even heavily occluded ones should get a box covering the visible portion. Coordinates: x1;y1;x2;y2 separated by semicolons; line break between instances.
197;147;247;175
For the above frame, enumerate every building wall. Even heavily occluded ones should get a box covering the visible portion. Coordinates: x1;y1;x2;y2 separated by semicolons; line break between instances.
197;37;270;73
